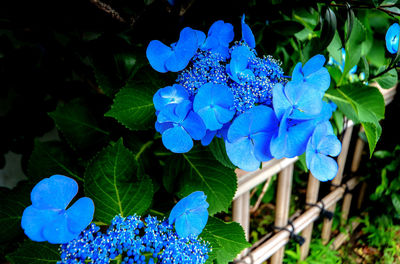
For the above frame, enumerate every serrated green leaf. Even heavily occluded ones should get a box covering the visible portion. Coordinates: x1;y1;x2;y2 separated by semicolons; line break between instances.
105;83;156;131
85;139;153;223
327;31;343;63
201;217;250;264
375;68;398;89
6;240;59;264
49;99;109;152
208;138;236;169
179;149;237;215
325;83;385;154
28;140;81;182
0;182;31;243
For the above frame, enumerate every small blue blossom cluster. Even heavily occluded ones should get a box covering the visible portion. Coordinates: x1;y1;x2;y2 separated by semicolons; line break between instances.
147;15;342;181
58;214;210;264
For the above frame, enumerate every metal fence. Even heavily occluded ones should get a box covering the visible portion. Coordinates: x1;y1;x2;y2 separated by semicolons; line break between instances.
232;85;397;264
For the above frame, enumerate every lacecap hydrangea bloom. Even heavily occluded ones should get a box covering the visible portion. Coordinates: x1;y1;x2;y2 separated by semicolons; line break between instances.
21;175;94;244
147;15;341;181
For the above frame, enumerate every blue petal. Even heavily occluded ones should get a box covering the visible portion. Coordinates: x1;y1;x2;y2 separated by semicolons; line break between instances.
155;121;174;134
226;137;260;171
205;20;234;52
214;105;235;124
196;107;221;131
157;100;191;124
284;82;323;119
182;111;206;140
272;83;292;120
201;130;217;146
252;132;274;162
304;68;331;95
165;27;198;72
308;153;338;181
228;46;253;83
291;62;303;83
162;126;193;153
226;113;251;142
21;206;59;242
146;40;173;73
302;54;326;76
386;23;400;54
42;213;79;244
66;197;95;234
169;191;209;238
248;105;278;134
31;175;78;210
241;14;256;49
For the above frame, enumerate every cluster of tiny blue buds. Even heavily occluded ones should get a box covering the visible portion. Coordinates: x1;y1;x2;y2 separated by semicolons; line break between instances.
58;215;210;264
176;41;286;113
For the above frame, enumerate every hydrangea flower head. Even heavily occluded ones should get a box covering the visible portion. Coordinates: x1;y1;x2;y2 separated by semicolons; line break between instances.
146;27;202;73
226;105;278;171
21;175;94;244
386;23;400;54
306;121;342;181
169;191;209;238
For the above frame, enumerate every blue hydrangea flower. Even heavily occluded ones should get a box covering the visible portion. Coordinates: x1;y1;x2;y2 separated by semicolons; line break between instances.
291;54;330;97
386;23;400;54
153;84;189;112
202;20;234;59
227;45;256;83
157;101;206;153
146;27;202;73
169;191;209;238
193;83;235;131
225;105;278;171
241;14;256;49
21;175;94;244
306;121;341;181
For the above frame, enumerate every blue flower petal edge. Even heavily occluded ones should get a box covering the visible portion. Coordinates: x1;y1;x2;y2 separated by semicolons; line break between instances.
386;23;400;54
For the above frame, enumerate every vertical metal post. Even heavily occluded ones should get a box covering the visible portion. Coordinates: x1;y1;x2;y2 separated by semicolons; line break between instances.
300;173;320;259
270;164;294;264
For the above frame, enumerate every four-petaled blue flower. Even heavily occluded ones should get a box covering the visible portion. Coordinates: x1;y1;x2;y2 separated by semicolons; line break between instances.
193;83;235;131
306;121;342;181
226;105;278;171
386;23;400;54
21;175;94;244
291;54;331;97
146;27;203;73
153;84;189;112
203;20;234;59
169;191;209;238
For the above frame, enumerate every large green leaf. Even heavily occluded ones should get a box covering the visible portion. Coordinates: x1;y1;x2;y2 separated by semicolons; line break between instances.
85;139;153;223
208;138;236;169
105;82;156;131
48;99;109;152
201;217;250;264
27;140;81;182
179;149;237;215
6;240;60;264
325;83;385;154
375;68;398;89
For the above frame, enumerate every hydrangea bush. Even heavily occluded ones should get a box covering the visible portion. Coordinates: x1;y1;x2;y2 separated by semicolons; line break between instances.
0;1;399;263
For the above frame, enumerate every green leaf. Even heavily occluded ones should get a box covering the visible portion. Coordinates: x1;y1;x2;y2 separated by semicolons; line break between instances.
0;182;31;243
85;139;153;223
319;7;337;50
270;20;305;36
105;82;156;131
49;99;109;152
27;140;81;182
208;138;236;169
201;217;250;264
179;149;237;215
6;240;60;264
327;31;343;64
341;17;366;83
375;68;398;89
163;156;185;193
325;83;385;154
391;193;400;216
